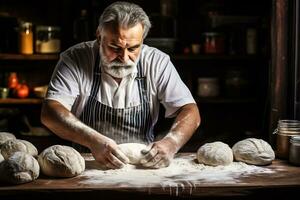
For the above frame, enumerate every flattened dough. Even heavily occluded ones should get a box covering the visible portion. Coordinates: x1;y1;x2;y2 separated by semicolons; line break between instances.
0;132;16;145
0;152;39;184
38;145;85;177
197;141;233;166
232;138;275;165
1;139;38;159
118;143;147;165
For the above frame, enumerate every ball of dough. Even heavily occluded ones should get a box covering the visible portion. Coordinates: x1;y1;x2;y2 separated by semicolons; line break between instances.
38;145;85;177
0;151;39;184
232;138;275;165
118;143;147;165
197;141;233;166
0;139;38;160
0;132;16;145
0;153;4;163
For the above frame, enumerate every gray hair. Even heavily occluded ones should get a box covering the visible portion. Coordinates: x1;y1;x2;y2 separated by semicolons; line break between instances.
98;1;151;39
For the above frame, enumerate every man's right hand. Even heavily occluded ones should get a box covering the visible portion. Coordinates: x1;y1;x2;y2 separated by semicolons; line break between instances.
89;137;129;169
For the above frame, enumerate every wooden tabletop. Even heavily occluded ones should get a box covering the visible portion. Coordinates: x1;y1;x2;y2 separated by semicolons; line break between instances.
0;153;300;199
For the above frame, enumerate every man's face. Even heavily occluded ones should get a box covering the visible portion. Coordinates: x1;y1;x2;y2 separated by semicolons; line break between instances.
99;23;144;78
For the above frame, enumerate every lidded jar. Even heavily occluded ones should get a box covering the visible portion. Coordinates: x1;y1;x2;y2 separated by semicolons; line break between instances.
19;22;33;54
35;26;61;53
197;77;219;97
289;136;300;165
273;119;300;159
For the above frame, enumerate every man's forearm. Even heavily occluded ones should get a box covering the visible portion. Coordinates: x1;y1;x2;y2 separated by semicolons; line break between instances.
41;99;103;149
164;103;201;151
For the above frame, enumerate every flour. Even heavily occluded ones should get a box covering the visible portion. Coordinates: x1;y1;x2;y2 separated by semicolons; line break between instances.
79;154;275;195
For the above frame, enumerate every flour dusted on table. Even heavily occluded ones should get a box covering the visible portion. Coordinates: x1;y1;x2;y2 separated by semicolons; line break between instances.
79;154;275;189
197;141;233;166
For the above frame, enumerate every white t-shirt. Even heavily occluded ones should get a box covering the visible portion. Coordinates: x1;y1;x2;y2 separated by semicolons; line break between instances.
46;40;195;127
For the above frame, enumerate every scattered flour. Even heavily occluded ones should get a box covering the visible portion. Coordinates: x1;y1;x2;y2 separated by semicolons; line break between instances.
79;154;275;195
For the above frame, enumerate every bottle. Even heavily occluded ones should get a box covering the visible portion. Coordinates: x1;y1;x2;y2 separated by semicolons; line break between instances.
8;72;19;90
246;28;257;55
19;22;33;54
73;9;90;43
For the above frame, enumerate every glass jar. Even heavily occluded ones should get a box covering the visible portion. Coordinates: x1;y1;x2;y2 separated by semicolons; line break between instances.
197;78;219;97
273;120;300;159
35;26;61;53
289;136;300;165
203;32;225;54
19;22;33;54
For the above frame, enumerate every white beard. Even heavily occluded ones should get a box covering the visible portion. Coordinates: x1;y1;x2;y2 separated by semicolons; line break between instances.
100;44;137;78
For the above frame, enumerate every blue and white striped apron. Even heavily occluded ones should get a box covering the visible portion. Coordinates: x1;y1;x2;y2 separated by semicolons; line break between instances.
74;54;154;152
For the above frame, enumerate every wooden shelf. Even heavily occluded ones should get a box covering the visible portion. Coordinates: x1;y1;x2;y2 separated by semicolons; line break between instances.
0;98;43;105
196;97;257;104
0;53;59;61
172;54;266;61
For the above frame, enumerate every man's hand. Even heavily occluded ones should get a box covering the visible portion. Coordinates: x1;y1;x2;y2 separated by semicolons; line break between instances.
89;137;129;169
140;137;178;169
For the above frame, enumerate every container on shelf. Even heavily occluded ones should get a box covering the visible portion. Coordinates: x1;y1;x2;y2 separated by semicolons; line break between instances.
19;22;33;54
246;28;257;55
273;119;300;159
202;32;225;54
197;77;219;97
35;26;61;54
224;70;250;97
0;87;9;99
289;136;300;166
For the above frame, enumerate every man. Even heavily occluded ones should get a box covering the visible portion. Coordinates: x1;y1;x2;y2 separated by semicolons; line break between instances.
41;1;200;169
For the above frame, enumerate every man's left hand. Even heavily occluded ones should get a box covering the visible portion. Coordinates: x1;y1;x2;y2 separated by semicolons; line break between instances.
139;138;178;169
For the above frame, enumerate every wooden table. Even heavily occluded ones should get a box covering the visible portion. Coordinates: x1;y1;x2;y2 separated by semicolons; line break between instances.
0;153;300;200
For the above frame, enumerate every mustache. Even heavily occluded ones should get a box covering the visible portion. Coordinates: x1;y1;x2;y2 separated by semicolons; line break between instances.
108;60;135;69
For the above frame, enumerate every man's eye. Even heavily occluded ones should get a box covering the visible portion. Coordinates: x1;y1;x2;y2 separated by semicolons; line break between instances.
110;46;120;52
128;48;136;52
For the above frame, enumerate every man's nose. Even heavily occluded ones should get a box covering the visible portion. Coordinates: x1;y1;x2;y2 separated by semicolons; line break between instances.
118;49;129;63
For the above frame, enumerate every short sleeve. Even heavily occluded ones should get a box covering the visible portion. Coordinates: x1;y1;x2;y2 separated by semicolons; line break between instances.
46;56;80;110
156;56;195;118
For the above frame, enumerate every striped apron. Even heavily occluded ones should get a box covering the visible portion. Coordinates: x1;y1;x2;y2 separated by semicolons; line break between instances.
74;54;153;152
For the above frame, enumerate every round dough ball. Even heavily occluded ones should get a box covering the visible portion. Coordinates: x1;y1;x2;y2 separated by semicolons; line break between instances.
38;145;85;177
0;132;16;145
197;141;233;166
232;138;275;165
118;143;147;165
0;139;38;160
0;153;4;163
0;151;39;184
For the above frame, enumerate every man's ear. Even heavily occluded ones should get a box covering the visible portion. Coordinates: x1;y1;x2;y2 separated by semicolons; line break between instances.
96;29;101;43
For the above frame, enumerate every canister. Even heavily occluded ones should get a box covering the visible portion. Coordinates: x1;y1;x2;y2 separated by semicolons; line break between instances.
35;26;61;53
289;136;300;166
273;120;300;159
197;78;219;97
19;22;33;54
203;32;225;54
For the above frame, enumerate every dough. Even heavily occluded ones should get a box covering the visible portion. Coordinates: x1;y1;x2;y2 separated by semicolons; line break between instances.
38;145;85;177
0;152;39;184
0;153;3;163
0;139;38;160
232;138;275;165
197;141;233;166
118;143;147;165
0;132;16;145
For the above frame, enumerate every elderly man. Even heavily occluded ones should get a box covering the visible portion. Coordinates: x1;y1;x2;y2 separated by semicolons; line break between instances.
41;1;200;169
